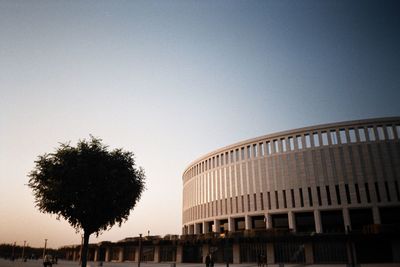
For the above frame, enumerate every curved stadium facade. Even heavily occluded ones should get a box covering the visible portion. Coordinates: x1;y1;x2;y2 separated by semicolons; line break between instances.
182;117;400;235
63;117;400;265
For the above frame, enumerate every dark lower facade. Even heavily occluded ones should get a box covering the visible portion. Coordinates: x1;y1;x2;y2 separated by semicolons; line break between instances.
61;226;400;265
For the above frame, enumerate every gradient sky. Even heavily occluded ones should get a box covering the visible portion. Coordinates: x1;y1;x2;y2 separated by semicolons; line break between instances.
1;0;399;248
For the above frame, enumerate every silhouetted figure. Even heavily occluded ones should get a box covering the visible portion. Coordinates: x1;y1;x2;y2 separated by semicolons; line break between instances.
257;253;262;267
43;254;52;267
205;253;211;267
210;253;214;267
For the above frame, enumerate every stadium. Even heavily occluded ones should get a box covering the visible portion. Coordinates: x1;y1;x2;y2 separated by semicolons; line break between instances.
64;117;400;265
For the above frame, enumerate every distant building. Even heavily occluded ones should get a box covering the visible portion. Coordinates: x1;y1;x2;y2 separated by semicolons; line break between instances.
63;117;400;265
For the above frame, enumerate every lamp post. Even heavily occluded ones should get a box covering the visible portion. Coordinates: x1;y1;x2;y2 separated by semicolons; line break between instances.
22;241;26;260
42;239;47;259
12;242;16;261
138;234;142;267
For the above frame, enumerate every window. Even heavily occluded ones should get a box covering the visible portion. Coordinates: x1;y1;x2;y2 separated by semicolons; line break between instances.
297;135;303;149
307;187;313;207
385;181;391;202
267;192;271;209
291;189;295;208
335;185;341;205
330;130;338;145
326;186;332;205
377;126;385;140
247;146;251;159
368;127;376;141
321;132;328;145
221;154;224;166
235;149;239;162
313;133;320;147
247;194;251;211
260;143;264;156
358;128;366;142
275;191;279;209
339;129;347;144
260;192;264;210
395;181;400;201
387;126;394;140
281;138;287;152
345;184;351;204
375;182;381;202
317;186;322;206
283;190;287;208
274;140;279;153
349;129;357;143
253;144;258;157
355;183;361;203
289;137;294;150
266;142;271;155
305;134;311;148
241;147;245;160
299;188;304;207
365;183;371;203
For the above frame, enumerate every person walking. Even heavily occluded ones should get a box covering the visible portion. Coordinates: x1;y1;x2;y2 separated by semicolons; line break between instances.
205;253;211;267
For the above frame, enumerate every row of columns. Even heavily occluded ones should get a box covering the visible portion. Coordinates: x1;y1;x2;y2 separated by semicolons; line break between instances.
187;206;382;234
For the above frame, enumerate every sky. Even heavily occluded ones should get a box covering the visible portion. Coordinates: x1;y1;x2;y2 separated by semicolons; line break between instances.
0;0;399;249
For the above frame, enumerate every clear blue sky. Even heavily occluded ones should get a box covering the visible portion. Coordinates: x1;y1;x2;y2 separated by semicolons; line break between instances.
1;0;399;248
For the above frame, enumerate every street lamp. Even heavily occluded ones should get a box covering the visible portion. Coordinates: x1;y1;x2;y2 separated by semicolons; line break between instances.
138;234;143;267
22;241;26;260
42;239;47;259
12;242;16;261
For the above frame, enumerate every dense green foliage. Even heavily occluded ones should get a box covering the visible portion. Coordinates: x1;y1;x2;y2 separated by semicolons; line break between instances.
28;137;145;267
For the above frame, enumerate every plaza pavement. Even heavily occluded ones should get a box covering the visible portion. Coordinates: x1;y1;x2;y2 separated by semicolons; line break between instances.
1;259;399;267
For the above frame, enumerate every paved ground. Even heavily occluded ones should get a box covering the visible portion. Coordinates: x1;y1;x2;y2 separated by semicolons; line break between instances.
1;259;399;267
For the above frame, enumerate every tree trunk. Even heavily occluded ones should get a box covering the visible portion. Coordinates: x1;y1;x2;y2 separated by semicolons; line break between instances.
81;231;90;267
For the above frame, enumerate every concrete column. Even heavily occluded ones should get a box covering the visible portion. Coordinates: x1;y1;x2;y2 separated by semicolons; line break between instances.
214;219;220;233
118;247;124;262
135;247;140;263
194;223;200;235
372;206;381;224
176;245;183;263
266;243;274;264
105;248;111;262
154;246;160;263
343;208;351;232
314;209;322;233
232;243;240;264
93;248;98;262
304;242;314;265
245;215;251;230
266;213;273;229
288;211;296;232
203;221;209;234
228;217;234;232
202;244;210;263
189;224;194;234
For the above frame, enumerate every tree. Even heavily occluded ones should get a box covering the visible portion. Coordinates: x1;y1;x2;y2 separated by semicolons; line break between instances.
28;137;145;267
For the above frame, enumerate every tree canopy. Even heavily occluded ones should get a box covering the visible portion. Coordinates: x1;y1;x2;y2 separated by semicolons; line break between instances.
28;137;145;267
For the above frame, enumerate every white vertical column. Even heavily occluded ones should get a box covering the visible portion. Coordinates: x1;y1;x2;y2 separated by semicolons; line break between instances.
372;206;381;224
288;211;296;232
245;215;251;230
343;208;351;231
314;209;322;233
228;217;234;232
